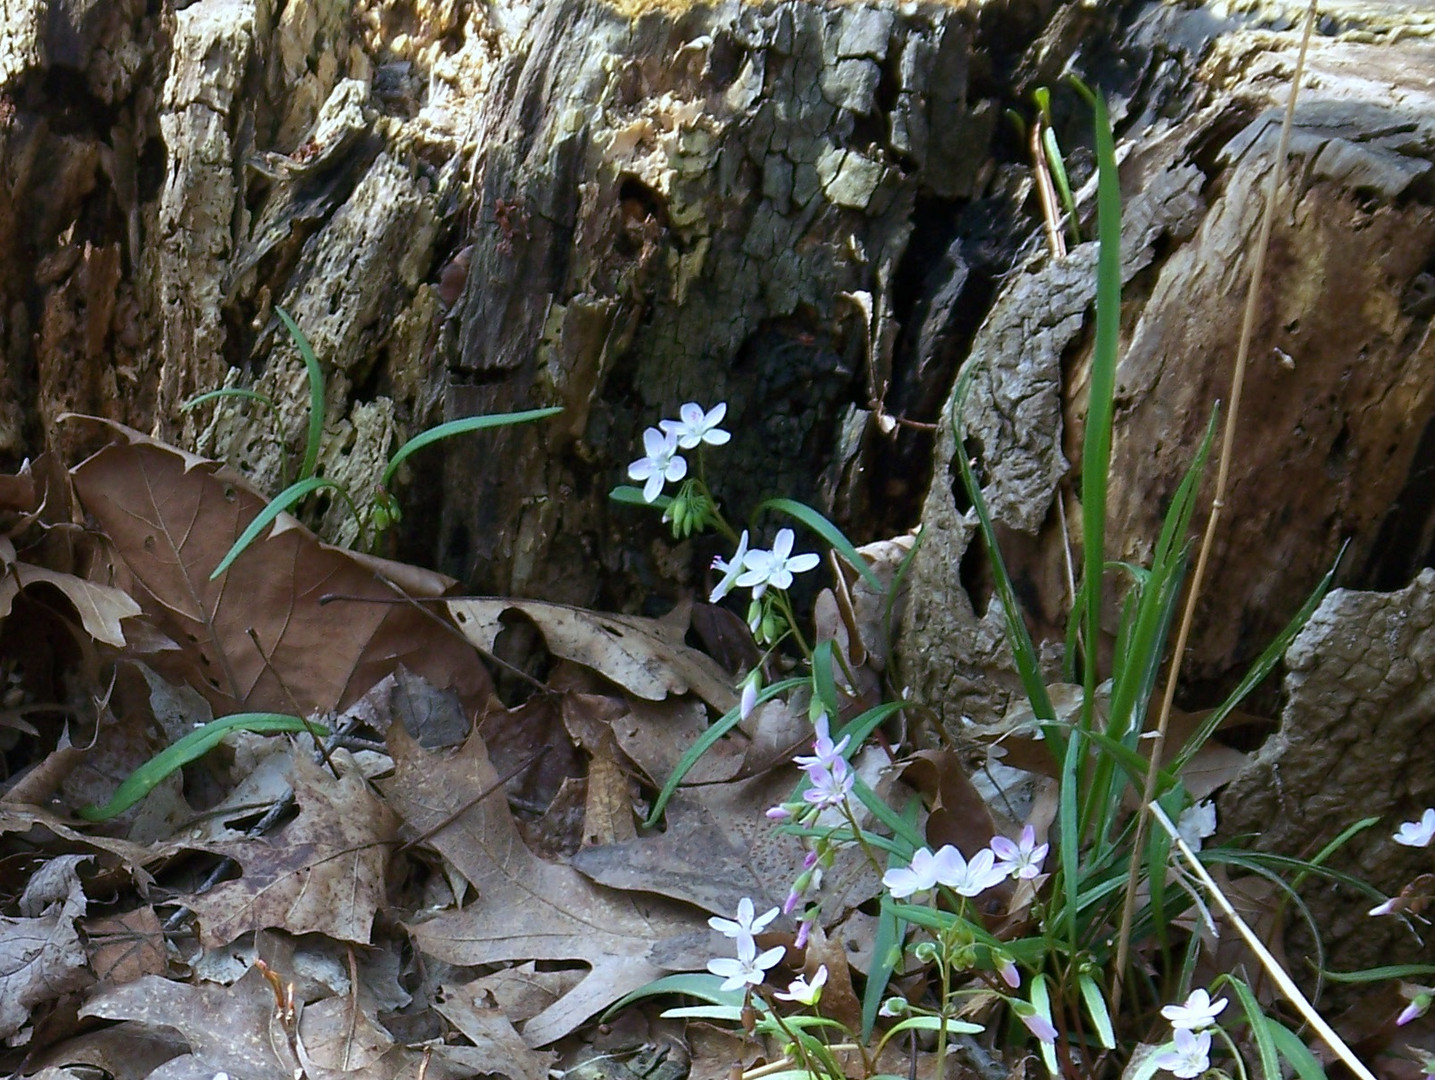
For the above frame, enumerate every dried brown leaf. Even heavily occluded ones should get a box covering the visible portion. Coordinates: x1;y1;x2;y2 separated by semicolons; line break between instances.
447;598;736;712
454;963;579;1028
185;751;396;947
83;906;168;984
83;966;475;1080
0;562;142;647
433;986;556;1080
569;796;777;918
381;726;705;1046
68;422;491;714
0;858;92;1041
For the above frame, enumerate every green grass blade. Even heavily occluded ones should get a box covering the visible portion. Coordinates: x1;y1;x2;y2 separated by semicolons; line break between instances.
811;639;840;719
78;712;322;820
1231;977;1281;1080
1322;964;1435;983
1145;789;1177;952
882;526;926;679
1173;544;1344;770
757;498;884;593
1267;1017;1331;1080
836;701;906;749
274;307;325;483
644;677;807;826
1058;723;1083;947
851;776;926;849
1078;972;1117;1049
210;476;338;580
181;388;275;413
603;973;745;1020
1071;80;1122;734
864;890;907;1039
1043;126;1080;244
950;368;1059;739
381;407;563;489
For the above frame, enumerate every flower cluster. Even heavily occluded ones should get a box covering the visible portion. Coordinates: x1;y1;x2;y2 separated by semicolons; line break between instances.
705;896;829;1007
627;403;730;534
762;714;865;948
1152;988;1227;1077
768;715;855;825
883;825;1049;901
710;527;821;642
707;897;784;991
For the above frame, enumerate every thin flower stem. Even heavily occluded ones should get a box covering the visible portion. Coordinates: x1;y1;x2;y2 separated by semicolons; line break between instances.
840;801;888;879
1214;1025;1248;1080
755;991;834;1079
775;591;813;661
694;474;740;545
935;921;955;1080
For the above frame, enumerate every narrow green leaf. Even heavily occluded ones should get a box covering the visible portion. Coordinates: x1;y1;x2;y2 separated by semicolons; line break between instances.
1076;84;1122;736
1030;974;1060;1077
1058;724;1083;947
210;476;337;580
661;1005;745;1021
884;1016;985;1037
1174;544;1345;770
950;367;1060;741
811;639;840;719
1078;972;1117;1049
610;484;673;510
864;894;905;1041
1231;977;1281;1080
1043;125;1080;243
836;701;906;750
1323;963;1435;984
757;498;884;593
1267;1018;1331;1080
604;973;745;1019
78;713;321;821
181;388;274;413
851;777;926;849
274;307;326;483
382;407;563;489
644;677;807;826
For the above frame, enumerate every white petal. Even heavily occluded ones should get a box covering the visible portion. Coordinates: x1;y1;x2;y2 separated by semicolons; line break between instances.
642;427;667;456
786;552;820;574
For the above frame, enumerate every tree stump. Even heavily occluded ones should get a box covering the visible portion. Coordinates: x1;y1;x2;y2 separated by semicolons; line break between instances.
3;0;1435;974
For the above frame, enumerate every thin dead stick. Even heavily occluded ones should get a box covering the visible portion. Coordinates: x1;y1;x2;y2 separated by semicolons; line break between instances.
1150;803;1378;1080
1033;117;1068;260
1112;0;1320;1011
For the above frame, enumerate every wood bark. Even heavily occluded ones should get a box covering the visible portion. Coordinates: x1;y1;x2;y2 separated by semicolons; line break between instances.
3;0;1435;969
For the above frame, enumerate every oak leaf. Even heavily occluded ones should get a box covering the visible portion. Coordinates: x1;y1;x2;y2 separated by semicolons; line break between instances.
68;421;491;715
381;726;706;1046
184;751;396;947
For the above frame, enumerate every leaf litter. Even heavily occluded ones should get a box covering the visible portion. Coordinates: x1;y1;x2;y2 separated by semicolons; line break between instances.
0;426;1267;1080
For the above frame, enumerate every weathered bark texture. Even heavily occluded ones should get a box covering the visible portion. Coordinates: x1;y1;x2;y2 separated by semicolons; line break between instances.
904;25;1435;729
1221;569;1435;973
3;0;1435;969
